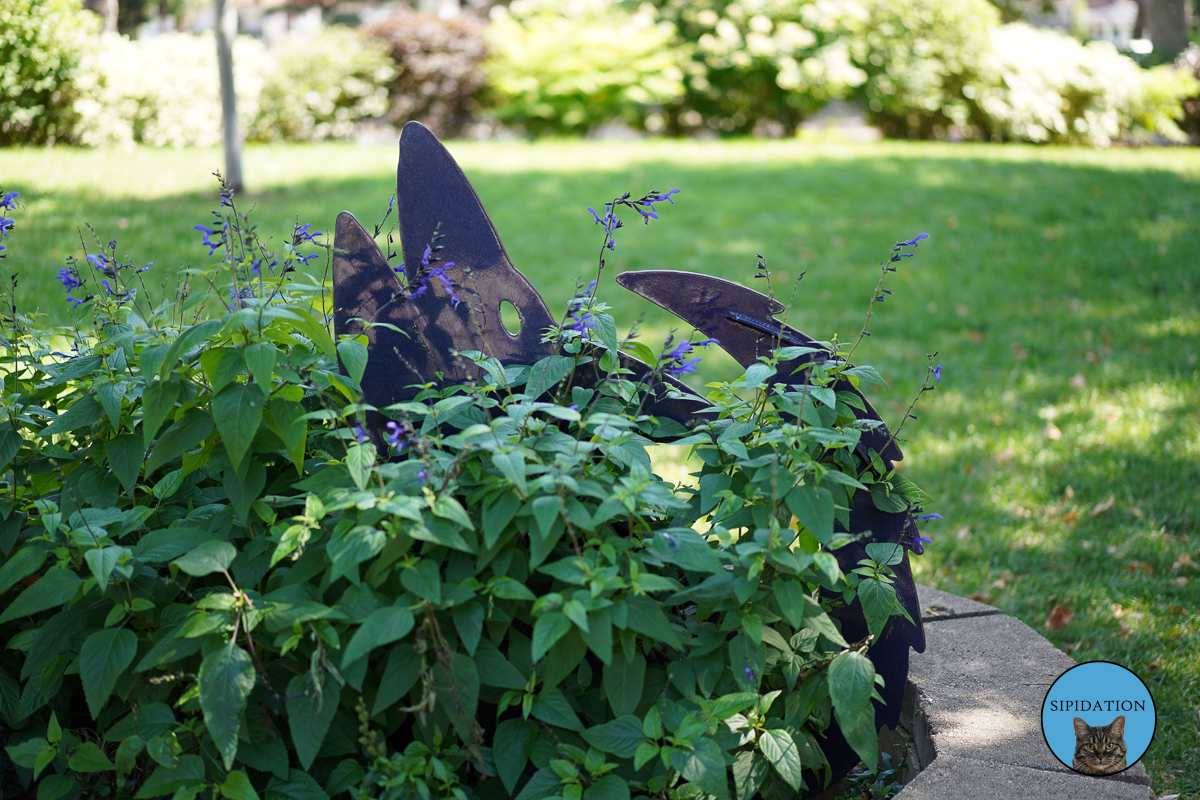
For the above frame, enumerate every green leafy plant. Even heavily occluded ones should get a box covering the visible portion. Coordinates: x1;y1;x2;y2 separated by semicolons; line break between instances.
0;178;935;799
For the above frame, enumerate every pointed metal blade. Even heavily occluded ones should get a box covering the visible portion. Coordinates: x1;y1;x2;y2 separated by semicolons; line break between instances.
396;120;558;368
615;269;902;463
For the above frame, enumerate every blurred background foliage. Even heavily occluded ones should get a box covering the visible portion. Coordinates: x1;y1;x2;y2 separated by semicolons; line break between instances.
2;0;1199;147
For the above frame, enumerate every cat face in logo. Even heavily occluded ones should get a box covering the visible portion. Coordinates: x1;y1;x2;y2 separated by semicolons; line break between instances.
1072;715;1128;775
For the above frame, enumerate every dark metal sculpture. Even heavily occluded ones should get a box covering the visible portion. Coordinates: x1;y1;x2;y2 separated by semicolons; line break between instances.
333;121;925;794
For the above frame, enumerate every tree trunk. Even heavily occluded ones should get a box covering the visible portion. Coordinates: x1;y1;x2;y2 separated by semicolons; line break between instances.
1146;0;1189;59
214;0;245;193
104;0;117;32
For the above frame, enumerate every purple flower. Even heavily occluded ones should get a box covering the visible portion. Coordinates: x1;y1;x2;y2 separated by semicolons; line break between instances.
931;365;942;382
101;279;114;295
66;296;90;308
901;233;930;247
58;267;81;290
385;420;413;453
647;190;680;204
0;216;13;238
353;425;368;444
251;260;260;278
428;262;462;307
660;336;716;376
87;253;107;270
635;207;659;224
914;513;942;521
195;224;223;256
0;191;18;210
908;536;933;555
744;667;755;680
292;222;323;245
416;469;427;485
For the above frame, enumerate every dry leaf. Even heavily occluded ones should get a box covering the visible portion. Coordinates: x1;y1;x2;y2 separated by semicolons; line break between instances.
1090;494;1116;516
1127;561;1154;574
999;570;1014;582
1107;545;1119;555
1175;577;1187;587
1114;621;1132;638
1044;421;1062;440
955;525;970;540
997;445;1015;463
991;579;1007;590
1064;485;1075;499
1158;794;1180;800
1012;342;1029;360
1172;553;1193;571
1069;373;1086;389
1045;605;1074;631
967;591;994;604
1146;656;1163;673
1081;540;1093;549
1129;506;1144;518
1062;511;1078;522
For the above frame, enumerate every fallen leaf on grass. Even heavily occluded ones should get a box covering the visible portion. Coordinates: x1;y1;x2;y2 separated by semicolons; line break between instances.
1145;656;1163;673
1127;561;1154;574
1172;553;1193;571
1043;421;1062;440
1158;794;1180;800
967;591;994;604
1113;621;1132;638
1069;373;1086;389
1174;577;1187;587
955;525;970;540
1129;506;1143;518
1045;605;1074;631
1063;485;1075;499
991;579;1007;590
1062;511;1078;522
1090;494;1115;516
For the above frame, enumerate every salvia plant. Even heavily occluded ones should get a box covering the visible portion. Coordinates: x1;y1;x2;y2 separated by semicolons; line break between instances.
0;178;940;800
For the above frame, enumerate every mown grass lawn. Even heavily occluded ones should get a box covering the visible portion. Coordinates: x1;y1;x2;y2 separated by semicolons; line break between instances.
3;139;1199;796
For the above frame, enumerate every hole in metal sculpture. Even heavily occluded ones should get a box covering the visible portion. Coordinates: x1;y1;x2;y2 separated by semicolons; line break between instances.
499;300;521;335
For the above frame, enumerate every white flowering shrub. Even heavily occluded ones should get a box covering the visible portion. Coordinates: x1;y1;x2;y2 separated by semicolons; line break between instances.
247;27;394;143
485;0;686;136
72;27;391;147
968;23;1198;146
73;32;269;148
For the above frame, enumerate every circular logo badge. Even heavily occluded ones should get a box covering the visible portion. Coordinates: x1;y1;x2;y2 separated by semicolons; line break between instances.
1041;661;1156;775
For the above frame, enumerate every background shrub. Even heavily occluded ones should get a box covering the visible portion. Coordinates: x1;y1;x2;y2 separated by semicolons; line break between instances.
648;0;866;137
0;0;97;145
967;23;1198;146
484;0;686;136
363;8;488;140
1171;44;1200;144
73;31;270;148
845;0;998;139
248;27;394;143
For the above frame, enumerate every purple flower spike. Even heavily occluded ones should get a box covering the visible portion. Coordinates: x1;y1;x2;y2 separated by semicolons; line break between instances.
914;513;943;521
932;365;943;382
58;268;81;290
0;191;18;210
901;233;930;246
353;425;368;444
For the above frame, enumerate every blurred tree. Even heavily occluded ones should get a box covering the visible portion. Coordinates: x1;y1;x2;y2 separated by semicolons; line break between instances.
1145;0;1188;60
214;0;244;190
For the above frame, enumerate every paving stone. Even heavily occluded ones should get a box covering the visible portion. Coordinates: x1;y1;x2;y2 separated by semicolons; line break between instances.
897;756;1154;800
917;583;1002;621
909;613;1077;687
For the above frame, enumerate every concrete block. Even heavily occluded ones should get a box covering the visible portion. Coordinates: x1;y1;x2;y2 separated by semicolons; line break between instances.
917;584;1003;621
910;613;1077;687
898;756;1154;800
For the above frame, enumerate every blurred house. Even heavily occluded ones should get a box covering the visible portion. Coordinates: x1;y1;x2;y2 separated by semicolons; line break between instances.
1025;0;1140;48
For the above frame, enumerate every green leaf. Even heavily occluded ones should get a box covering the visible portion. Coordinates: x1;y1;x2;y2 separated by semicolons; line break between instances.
729;632;765;692
244;343;277;390
267;398;306;469
372;642;422;715
584;775;631;800
223;460;266;524
865;542;904;566
488;575;536;601
772;580;806;629
399;559;440;604
474;638;528;689
858;577;896;641
68;741;114;772
81;628;138;717
0;425;21;473
432;494;474;530
494;718;538;796
733;751;769;800
870;482;908;514
146;409;214;474
39;395;103;437
325;759;364;797
345;443;375;491
84;545;124;593
670;737;728;800
133;754;204;799
451;601;484;655
327;524;384;585
97;381;127;427
0;567;81;624
201;348;246;394
141;379;181;447
531;687;583;732
624;596;681;650
158;319;224;378
106;434;144;492
343;607;415;666
525;354;574;400
336;339;368;385
213;383;265;472
828;649;878;765
801;596;847;647
786;483;834;543
602;651;645;717
264;770;331;800
532;611;571;662
200;642;256;770
433;652;479;742
287;664;340;770
649;528;723;573
221;769;261;800
742;362;774;391
483;491;521;548
758;728;803;791
580;715;647;758
843;365;888;388
0;545;46;596
492;451;528;497
514;767;562;800
173;540;237;576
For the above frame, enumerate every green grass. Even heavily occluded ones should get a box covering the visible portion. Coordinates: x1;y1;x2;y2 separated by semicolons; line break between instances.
3;139;1199;796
